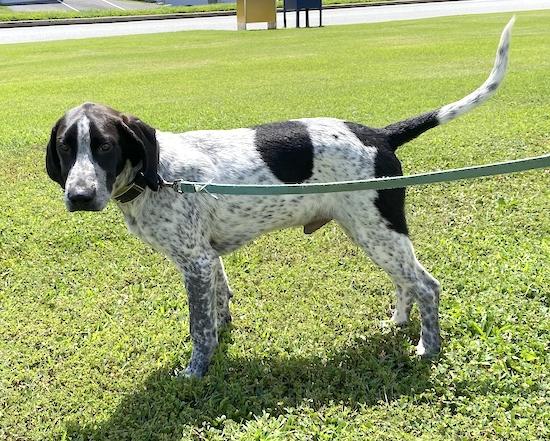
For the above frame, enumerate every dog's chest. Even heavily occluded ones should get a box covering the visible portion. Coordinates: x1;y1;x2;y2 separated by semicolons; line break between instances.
123;210;172;254
120;195;199;257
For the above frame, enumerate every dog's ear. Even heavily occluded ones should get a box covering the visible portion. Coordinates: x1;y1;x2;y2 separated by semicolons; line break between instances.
118;114;160;191
45;120;63;187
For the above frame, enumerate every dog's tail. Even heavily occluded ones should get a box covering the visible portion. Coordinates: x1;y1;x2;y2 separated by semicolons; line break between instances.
384;17;515;151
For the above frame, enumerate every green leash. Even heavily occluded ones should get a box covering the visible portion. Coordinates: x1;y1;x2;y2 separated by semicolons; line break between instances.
169;153;550;196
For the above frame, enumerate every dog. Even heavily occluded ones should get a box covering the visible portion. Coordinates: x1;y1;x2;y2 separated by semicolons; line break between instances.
46;19;513;377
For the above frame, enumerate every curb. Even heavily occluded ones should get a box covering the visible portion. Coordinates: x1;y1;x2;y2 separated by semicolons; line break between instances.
0;0;469;28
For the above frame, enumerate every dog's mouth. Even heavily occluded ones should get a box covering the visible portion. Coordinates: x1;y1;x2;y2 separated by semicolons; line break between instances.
66;201;103;212
65;193;108;212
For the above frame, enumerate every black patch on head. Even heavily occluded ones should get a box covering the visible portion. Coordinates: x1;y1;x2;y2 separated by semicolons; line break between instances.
254;121;314;184
346;121;408;235
46;120;64;187
487;82;498;92
58;123;79;180
118;115;160;190
63;122;79;148
46;103;159;195
88;119;123;193
46;118;79;189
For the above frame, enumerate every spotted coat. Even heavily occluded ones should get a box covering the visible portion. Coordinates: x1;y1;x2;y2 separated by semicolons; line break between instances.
45;18;513;377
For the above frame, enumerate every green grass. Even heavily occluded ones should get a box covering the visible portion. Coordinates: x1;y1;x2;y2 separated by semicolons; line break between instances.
0;0;389;22
1;12;549;441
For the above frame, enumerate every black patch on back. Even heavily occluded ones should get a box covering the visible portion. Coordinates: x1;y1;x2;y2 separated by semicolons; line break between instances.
346;121;408;235
374;149;408;235
254;121;314;184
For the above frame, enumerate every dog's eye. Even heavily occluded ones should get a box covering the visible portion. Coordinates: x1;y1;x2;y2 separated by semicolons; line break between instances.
57;143;70;152
99;143;112;152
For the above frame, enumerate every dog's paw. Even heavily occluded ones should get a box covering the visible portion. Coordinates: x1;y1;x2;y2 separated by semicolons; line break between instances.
416;339;426;356
174;346;214;379
391;310;410;327
391;311;409;328
416;339;440;358
173;364;207;379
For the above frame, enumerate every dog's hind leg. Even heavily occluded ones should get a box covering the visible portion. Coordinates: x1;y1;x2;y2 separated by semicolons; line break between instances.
392;282;414;326
338;212;441;356
214;257;233;329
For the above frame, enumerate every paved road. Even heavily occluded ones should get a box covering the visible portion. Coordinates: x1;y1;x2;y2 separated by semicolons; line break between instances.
7;0;157;12
1;0;550;45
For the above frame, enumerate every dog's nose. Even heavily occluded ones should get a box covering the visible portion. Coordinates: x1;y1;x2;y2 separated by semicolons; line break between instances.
68;187;96;204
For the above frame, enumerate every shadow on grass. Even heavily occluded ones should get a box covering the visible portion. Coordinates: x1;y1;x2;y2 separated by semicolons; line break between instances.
67;326;433;440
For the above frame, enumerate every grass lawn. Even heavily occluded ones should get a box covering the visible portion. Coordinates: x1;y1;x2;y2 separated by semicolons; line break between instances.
1;11;549;441
0;0;390;22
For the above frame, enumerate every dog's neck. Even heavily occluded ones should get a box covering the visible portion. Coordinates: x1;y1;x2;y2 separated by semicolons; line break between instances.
111;161;144;203
112;161;139;192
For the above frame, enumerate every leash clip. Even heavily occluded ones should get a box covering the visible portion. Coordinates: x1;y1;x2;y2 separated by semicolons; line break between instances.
170;179;185;194
165;179;218;199
194;180;219;200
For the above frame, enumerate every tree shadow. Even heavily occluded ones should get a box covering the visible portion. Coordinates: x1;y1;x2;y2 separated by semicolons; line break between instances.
66;325;434;440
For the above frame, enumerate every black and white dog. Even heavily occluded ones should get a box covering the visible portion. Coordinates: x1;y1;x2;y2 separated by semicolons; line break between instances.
46;19;513;377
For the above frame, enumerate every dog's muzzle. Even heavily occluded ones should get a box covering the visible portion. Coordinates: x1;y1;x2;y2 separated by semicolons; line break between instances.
66;187;102;212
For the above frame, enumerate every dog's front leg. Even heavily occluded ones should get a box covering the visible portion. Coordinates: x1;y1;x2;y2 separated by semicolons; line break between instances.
178;251;219;378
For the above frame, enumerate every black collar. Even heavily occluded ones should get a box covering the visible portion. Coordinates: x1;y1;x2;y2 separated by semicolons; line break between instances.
113;172;148;204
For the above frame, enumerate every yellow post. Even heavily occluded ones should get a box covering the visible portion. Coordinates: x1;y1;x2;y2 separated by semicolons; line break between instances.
237;0;277;30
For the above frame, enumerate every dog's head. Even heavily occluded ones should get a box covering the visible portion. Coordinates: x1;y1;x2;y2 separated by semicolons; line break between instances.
46;103;159;212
